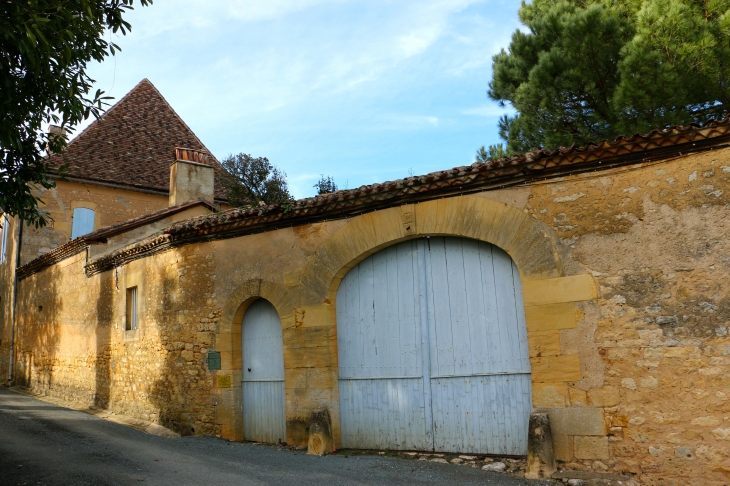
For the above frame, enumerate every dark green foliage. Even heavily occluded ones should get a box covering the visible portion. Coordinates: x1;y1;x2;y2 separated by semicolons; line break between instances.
313;175;338;195
221;153;292;207
1;0;151;227
475;144;507;163
488;0;730;154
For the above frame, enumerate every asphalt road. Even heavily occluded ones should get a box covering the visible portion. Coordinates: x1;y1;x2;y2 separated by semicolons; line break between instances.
0;389;552;486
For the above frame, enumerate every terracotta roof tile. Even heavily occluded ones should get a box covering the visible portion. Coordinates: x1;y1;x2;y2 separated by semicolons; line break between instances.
157;115;730;238
20;115;730;279
16;199;216;280
47;79;228;201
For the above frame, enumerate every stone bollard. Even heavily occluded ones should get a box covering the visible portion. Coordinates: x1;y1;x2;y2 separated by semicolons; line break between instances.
525;412;557;479
307;408;335;455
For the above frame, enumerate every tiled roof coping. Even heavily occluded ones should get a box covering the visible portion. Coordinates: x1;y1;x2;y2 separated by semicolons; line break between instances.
18;115;730;279
82;116;730;276
83;199;217;242
16;199;216;280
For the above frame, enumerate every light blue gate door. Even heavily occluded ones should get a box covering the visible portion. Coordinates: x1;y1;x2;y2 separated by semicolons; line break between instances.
336;237;531;454
242;299;286;443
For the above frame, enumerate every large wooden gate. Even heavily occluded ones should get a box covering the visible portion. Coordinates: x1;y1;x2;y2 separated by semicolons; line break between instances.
336;237;531;454
241;299;286;443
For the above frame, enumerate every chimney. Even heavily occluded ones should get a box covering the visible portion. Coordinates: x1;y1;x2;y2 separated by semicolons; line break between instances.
46;125;68;152
169;148;215;206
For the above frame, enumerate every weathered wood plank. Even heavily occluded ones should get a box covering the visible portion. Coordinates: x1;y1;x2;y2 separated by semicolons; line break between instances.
242;299;286;443
337;237;531;454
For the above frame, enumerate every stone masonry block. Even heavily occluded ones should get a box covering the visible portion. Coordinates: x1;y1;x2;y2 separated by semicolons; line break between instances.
507;217;562;278
525;303;582;332
197;332;212;346
531;354;581;382
284;269;302;286
281;314;296;329
284;346;333;369
574;436;609;460
285;368;307;390
231;333;242;353
306;368;337;390
216;388;243;442
536;407;607;437
283;328;305;348
294;305;336;328
587;387;620;407
533;381;566;408
522;275;597;307
304;326;336;348
568;388;588;406
552;434;573;462
528;330;562;357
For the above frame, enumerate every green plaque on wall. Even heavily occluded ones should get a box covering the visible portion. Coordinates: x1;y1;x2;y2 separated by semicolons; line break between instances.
207;351;221;371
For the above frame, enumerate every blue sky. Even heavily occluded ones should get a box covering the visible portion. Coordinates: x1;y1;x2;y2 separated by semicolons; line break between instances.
81;0;521;199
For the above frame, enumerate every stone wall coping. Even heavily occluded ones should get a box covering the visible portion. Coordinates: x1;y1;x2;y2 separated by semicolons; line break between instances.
23;115;730;278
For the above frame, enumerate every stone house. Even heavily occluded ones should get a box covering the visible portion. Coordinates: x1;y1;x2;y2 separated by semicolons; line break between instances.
1;79;730;485
0;78;227;398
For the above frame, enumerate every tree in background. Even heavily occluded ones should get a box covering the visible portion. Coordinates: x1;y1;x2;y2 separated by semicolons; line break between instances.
1;0;151;227
487;0;730;156
221;153;292;207
475;144;507;163
313;175;338;195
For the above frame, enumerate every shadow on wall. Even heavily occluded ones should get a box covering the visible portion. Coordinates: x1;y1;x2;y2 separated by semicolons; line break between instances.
148;249;217;437
94;271;114;409
15;263;62;395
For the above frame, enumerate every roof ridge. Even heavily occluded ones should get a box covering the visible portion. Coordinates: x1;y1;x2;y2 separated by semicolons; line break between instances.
474;114;730;168
139;80;218;163
63;78;153;149
44;79;229;200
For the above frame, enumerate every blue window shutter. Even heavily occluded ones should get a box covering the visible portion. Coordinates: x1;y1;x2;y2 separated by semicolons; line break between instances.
71;208;95;239
0;216;8;264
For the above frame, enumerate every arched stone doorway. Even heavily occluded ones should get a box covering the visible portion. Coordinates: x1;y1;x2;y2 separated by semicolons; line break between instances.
336;236;531;454
241;299;286;443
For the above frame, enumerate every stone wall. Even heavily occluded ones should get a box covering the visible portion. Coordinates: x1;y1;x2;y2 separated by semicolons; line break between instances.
1;179;167;383
524;147;730;485
14;244;220;436
4;146;730;485
0;216;20;382
21;180;168;264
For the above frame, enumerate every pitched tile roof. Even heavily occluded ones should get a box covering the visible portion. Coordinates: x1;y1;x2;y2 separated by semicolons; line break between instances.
47;79;228;201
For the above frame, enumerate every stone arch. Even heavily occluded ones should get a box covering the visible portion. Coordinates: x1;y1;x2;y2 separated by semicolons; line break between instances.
220;279;298;334
299;195;564;307
293;195;595;442
216;195;597;447
214;278;298;442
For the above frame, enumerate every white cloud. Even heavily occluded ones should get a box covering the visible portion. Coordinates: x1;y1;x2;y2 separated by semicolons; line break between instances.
79;0;523;198
391;115;442;128
226;0;346;22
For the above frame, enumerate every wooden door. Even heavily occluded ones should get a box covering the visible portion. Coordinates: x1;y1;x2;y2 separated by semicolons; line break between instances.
336;237;531;454
241;299;286;443
337;239;432;450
